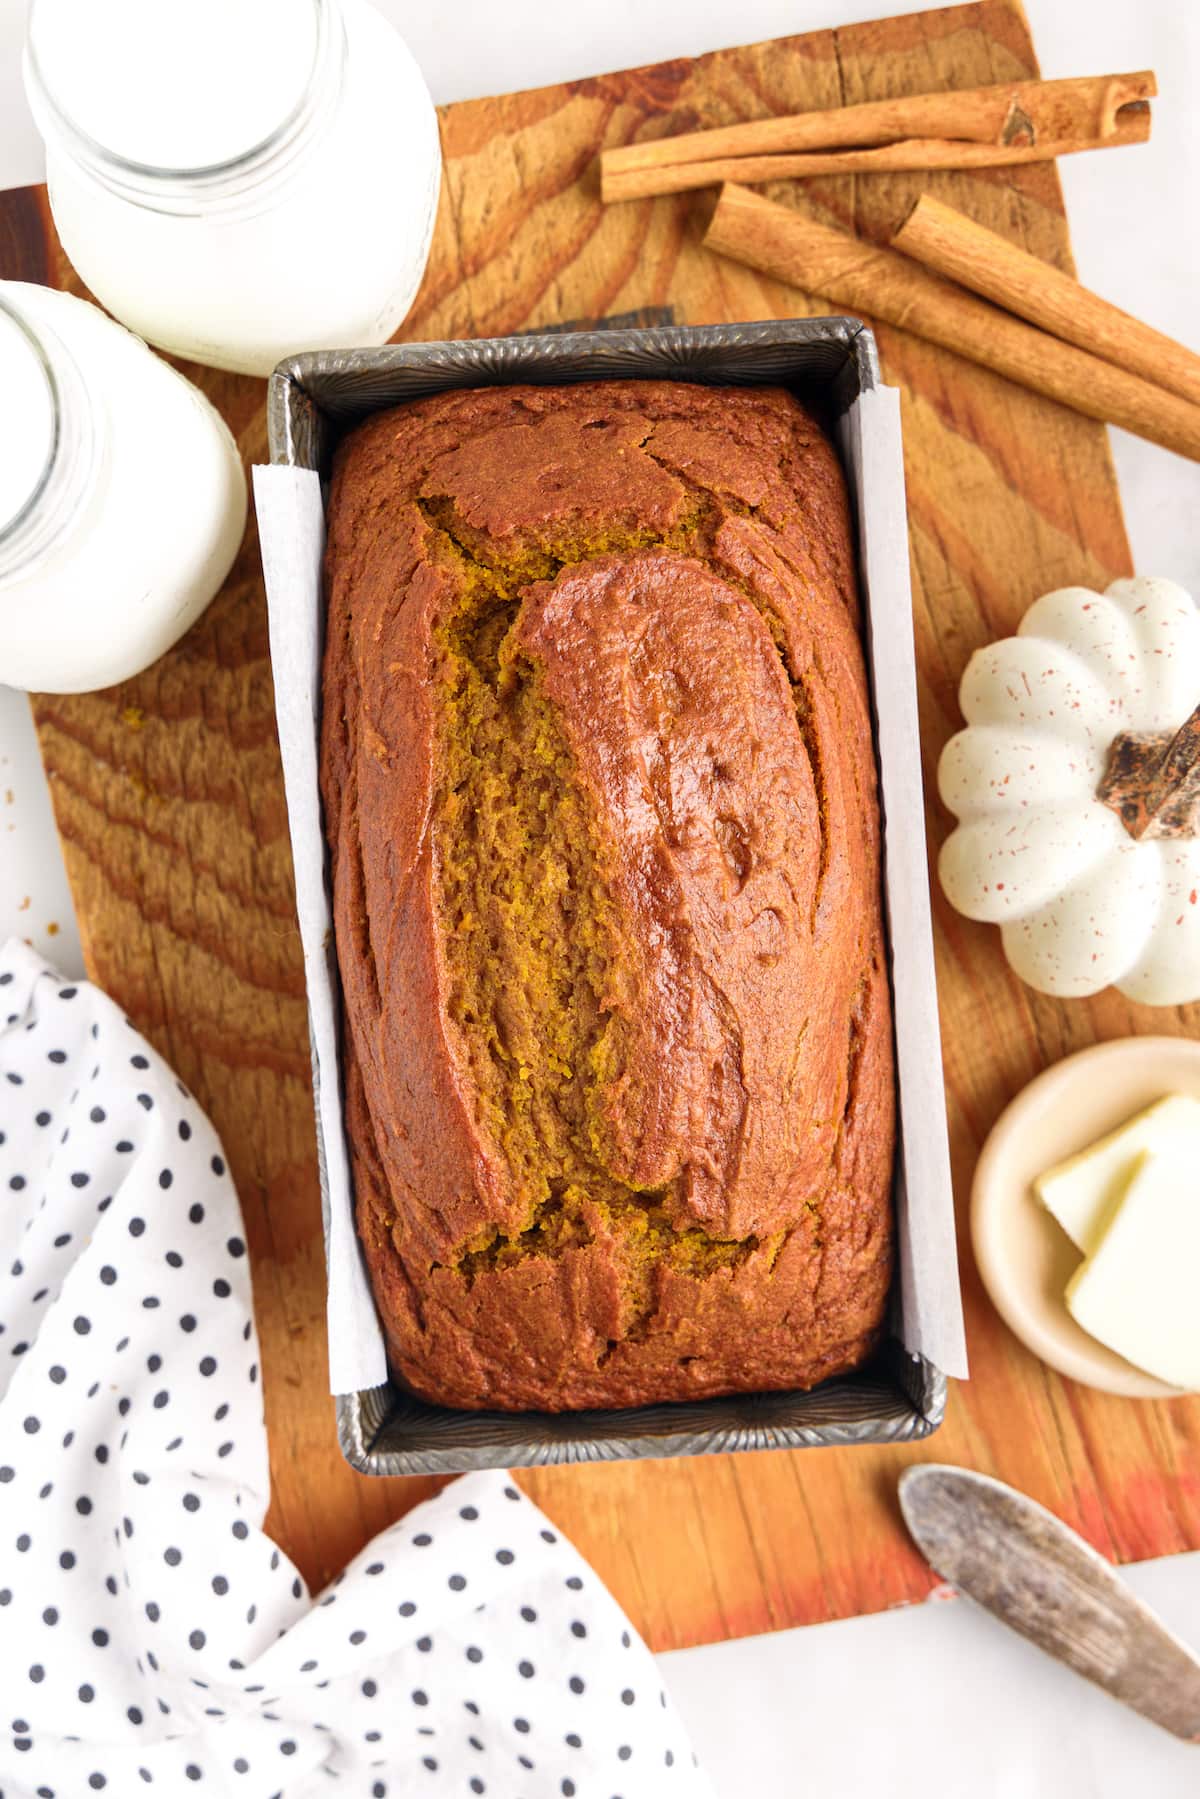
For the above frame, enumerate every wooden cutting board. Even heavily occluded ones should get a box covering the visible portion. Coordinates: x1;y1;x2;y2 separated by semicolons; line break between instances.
6;0;1199;1652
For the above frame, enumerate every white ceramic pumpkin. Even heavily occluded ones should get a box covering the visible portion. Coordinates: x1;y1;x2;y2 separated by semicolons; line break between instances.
938;576;1200;1004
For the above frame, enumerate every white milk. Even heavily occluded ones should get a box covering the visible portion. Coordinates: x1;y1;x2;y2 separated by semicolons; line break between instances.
0;282;247;693
24;0;441;377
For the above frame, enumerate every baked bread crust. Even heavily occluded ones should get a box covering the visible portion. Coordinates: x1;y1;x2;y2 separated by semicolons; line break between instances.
321;380;894;1411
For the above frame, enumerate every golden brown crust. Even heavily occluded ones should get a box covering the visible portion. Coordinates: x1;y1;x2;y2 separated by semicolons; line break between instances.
321;380;894;1411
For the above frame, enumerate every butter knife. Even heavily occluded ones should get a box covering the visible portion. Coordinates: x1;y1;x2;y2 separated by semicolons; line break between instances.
899;1463;1200;1742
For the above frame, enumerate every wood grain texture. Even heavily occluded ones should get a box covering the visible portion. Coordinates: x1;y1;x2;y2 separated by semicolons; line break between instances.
6;0;1199;1650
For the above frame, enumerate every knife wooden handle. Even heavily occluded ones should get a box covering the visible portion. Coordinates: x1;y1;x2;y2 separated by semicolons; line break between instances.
900;1465;1200;1742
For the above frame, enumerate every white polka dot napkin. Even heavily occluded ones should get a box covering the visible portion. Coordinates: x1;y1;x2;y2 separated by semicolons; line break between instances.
0;944;713;1798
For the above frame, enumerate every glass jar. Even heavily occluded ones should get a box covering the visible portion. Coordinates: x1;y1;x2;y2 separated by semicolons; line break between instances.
23;0;441;377
0;282;247;693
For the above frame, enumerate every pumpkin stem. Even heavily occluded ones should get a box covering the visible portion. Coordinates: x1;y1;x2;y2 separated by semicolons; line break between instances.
1097;699;1200;841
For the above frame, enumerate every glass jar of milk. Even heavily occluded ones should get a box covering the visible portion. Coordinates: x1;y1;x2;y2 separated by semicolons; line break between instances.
24;0;441;377
0;282;247;692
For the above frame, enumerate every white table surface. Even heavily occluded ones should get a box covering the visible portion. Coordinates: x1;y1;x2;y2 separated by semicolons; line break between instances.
2;3;1199;1793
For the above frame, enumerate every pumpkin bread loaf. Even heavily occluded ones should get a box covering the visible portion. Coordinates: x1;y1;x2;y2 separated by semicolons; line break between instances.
321;379;894;1411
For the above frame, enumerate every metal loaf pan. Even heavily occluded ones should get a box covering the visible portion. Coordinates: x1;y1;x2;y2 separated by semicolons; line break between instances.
267;315;955;1475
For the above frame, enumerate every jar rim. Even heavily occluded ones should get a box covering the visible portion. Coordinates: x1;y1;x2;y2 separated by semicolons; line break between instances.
0;293;60;551
0;288;98;585
24;0;344;215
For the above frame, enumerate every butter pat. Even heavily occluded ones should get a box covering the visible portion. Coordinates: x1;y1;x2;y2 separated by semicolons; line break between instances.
1065;1151;1199;1391
1034;1094;1200;1254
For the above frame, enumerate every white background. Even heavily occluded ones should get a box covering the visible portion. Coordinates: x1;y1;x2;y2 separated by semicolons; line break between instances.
2;2;1199;1793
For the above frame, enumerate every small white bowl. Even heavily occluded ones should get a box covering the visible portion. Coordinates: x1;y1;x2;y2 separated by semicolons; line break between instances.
971;1035;1200;1399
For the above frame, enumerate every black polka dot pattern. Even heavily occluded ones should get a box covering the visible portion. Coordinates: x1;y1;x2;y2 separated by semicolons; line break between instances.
0;949;708;1794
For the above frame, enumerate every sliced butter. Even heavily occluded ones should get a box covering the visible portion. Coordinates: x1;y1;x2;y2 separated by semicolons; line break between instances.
1065;1150;1199;1391
1034;1093;1200;1254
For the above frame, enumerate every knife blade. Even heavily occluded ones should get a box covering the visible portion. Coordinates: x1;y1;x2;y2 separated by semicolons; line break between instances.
899;1463;1200;1742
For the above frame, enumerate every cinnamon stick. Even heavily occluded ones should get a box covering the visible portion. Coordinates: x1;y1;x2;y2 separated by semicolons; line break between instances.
892;195;1200;410
701;185;1200;464
602;121;1150;203
601;71;1155;202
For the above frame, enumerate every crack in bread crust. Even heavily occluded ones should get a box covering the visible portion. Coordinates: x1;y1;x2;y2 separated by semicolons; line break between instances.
427;501;766;1288
321;380;895;1411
